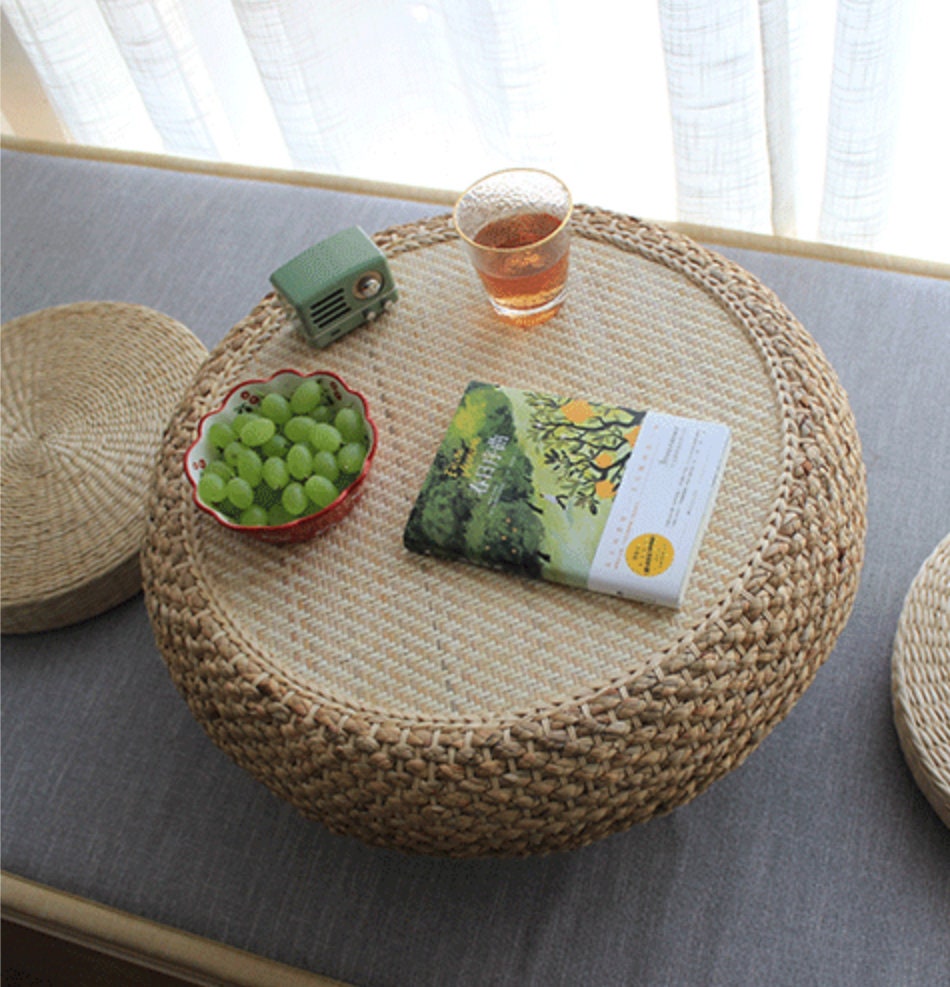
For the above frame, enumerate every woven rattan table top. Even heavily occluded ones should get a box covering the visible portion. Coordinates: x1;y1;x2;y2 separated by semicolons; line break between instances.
1;302;207;633
142;208;867;855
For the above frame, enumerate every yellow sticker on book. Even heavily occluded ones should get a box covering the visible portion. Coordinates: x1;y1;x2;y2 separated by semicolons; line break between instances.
625;533;674;577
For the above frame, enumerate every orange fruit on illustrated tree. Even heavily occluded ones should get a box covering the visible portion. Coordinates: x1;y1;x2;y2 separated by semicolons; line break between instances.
561;398;593;424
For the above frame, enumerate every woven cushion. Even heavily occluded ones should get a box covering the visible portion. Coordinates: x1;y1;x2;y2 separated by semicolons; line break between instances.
142;210;867;856
892;534;950;827
1;302;206;633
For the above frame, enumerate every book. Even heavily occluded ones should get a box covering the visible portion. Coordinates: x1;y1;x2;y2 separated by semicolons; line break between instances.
403;382;731;608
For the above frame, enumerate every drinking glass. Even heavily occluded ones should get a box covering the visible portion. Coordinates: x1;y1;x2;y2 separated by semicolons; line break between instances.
453;168;573;327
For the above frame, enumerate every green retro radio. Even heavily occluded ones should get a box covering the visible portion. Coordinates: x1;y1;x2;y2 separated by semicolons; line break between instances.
269;226;398;348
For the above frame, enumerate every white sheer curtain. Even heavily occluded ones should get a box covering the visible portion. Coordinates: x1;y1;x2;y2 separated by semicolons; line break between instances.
2;0;946;262
819;0;911;246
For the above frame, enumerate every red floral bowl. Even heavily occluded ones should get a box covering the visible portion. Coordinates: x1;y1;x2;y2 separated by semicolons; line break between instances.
184;369;377;544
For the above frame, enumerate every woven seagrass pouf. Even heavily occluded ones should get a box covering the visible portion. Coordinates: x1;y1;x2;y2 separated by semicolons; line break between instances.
142;209;867;856
2;302;206;633
892;534;950;827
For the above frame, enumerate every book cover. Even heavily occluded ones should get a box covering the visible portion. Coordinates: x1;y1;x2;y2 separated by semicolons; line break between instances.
403;381;730;607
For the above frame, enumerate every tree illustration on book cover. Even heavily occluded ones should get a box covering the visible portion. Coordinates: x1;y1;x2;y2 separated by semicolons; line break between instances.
404;381;646;587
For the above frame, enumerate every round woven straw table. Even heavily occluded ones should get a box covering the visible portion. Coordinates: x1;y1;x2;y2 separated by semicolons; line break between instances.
1;302;207;634
892;534;950;828
142;209;867;856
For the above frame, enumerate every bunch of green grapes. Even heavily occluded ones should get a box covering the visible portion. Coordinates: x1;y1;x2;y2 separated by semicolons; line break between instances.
196;378;370;526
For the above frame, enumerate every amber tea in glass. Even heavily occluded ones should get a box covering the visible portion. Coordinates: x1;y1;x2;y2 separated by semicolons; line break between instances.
454;169;572;327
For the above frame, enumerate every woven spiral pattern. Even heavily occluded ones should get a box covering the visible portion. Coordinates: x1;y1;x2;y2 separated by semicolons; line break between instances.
2;302;207;633
892;534;950;828
142;209;867;856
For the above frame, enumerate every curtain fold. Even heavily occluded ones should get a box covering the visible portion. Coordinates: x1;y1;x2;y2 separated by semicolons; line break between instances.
658;0;772;234
97;0;238;161
758;0;800;237
819;0;911;247
3;0;162;151
230;0;342;172
441;1;561;167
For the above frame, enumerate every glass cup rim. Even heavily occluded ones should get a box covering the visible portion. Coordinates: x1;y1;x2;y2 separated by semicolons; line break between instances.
453;167;574;252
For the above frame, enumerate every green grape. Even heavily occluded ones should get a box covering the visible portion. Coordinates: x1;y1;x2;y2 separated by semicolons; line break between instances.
197;472;228;504
334;406;364;443
239;505;268;526
305;474;338;510
240;416;276;447
310;422;342;453
208;421;237;450
236;448;263;486
226;477;254;510
311;449;339;482
262;456;290;490
281;481;309;516
290;378;323;414
261;433;291;459
223;440;244;467
309;404;333;423
267;503;294;526
259;392;292;425
285;415;316;444
204;459;235;481
337;441;367;475
287;443;313;480
233;411;262;433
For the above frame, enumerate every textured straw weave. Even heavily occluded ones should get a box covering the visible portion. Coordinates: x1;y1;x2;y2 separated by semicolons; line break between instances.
892;534;950;828
142;209;867;856
2;302;206;633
